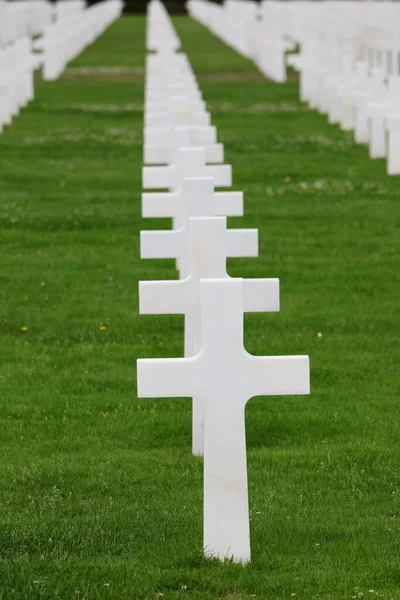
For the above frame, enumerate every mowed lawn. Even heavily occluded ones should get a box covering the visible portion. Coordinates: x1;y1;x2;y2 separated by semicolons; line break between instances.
0;14;399;600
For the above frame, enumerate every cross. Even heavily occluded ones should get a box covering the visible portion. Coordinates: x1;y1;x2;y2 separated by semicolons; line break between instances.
140;215;280;456
141;177;246;275
145;124;216;148
145;94;206;117
137;278;310;563
145;55;190;80
142;147;231;190
146;76;200;98
146;83;202;104
387;76;400;175
144;125;224;165
144;109;211;130
144;98;207;128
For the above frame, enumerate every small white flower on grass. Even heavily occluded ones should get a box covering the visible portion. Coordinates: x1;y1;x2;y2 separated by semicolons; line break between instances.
291;594;296;597
104;583;110;587
40;281;45;286
157;594;164;599
315;543;320;548
181;585;188;590
314;181;322;189
317;332;323;339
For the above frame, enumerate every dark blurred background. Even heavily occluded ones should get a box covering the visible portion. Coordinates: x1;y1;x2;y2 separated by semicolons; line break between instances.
122;0;187;12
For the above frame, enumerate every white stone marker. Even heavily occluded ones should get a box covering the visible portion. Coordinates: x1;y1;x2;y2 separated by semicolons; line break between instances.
387;76;400;175
142;177;244;269
144;125;224;165
140;216;280;456
354;67;384;144
142;146;231;190
137;278;310;563
145;94;207;116
145;124;215;147
141;177;249;455
146;83;202;104
368;69;388;159
145;109;211;129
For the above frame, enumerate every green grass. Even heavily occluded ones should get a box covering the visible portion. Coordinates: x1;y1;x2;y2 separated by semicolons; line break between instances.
0;14;399;600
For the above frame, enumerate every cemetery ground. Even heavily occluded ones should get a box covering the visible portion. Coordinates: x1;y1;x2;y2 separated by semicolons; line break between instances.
0;14;399;600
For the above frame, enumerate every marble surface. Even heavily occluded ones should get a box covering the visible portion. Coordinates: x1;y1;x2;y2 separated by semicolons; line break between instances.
140;216;280;455
142;146;231;190
138;278;310;563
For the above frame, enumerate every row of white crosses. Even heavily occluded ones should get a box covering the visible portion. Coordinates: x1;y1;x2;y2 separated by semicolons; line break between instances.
0;0;53;46
0;0;52;134
137;0;310;564
0;0;123;135
281;1;400;175
187;0;292;84
0;32;37;135
33;0;124;81
188;0;400;176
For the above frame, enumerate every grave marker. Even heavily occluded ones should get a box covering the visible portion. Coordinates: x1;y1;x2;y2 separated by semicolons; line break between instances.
144;125;224;165
137;278;310;563
142;146;231;190
140;216;280;455
141;176;244;272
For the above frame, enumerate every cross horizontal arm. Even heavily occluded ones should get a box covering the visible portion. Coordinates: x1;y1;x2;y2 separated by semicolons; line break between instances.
205;144;224;164
137;357;197;399
175;125;217;146
139;280;187;314
142;191;179;218
140;230;183;259
181;111;211;127
144;127;170;146
172;111;211;128
143;145;170;165
243;278;280;312
226;229;258;257
246;354;310;400
205;164;232;187
142;165;173;189
213;191;243;216
144;112;169;128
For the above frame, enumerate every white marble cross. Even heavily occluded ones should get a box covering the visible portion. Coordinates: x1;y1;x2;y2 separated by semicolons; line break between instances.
140;215;280;456
146;77;199;97
145;109;211;130
142;147;231;190
146;83;202;104
145;94;206;115
387;76;400;174
137;278;310;563
145;124;216;147
141;177;244;271
144;125;224;165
